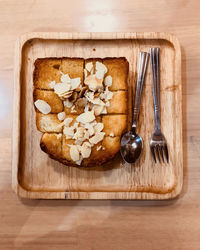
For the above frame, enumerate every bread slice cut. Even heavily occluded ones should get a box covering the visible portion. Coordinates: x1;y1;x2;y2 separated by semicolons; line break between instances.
33;57;129;167
33;89;64;113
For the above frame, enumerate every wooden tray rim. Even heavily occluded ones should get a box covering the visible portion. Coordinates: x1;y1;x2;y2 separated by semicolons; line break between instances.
12;32;182;200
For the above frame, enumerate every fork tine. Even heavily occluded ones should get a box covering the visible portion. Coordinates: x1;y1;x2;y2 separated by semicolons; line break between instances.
150;146;156;163
163;144;169;163
155;145;161;163
159;145;165;163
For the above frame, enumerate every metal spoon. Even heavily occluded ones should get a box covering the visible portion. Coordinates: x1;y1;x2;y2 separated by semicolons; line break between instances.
120;52;149;163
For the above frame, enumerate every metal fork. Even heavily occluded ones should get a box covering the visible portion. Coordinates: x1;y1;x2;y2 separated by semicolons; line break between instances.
150;47;169;163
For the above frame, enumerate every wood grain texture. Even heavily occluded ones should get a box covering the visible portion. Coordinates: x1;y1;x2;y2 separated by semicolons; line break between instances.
1;0;200;249
12;32;182;199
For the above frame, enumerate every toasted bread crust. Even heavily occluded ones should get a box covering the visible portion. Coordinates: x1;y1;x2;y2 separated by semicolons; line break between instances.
34;57;129;167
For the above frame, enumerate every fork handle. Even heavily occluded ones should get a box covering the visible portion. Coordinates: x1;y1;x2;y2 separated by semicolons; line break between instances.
150;48;161;130
132;52;149;131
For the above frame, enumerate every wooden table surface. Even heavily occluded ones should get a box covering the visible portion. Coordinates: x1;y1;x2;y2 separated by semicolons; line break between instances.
0;0;200;249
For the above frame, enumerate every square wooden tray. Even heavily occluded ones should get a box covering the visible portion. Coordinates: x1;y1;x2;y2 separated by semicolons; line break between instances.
12;32;183;199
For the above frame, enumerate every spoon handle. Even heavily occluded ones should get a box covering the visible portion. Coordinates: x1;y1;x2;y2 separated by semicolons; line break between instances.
150;47;161;130
132;52;149;131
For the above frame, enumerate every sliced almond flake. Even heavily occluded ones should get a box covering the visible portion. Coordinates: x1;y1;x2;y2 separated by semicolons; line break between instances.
109;133;114;137
76;156;83;165
34;100;51;114
76;111;95;124
84;123;90;129
80;147;91;159
85;62;93;72
63;127;74;139
105;75;112;87
54;82;71;95
105;101;110;107
104;86;113;101
84;130;90;139
60;94;73;101
84;104;89;112
73;122;79;129
85;123;94;136
71;77;81;90
80;142;92;159
70;145;80;161
57;112;66;121
64;117;73;127
95;70;104;80
90;97;105;106
49;80;56;89
94;123;104;133
90;120;97;127
101;106;107;114
85;91;94;100
98;88;103;93
89;132;105;145
59;90;72;96
96;61;107;74
73;127;85;139
93;105;104;116
100;92;106;100
61;73;71;83
85;96;94;105
97;145;102;151
106;91;113;101
61;92;72;99
63;99;73;108
84;69;88;79
85;75;103;92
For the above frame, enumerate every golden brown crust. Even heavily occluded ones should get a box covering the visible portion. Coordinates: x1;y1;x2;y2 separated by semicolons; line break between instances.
102;115;127;136
33;57;128;167
107;90;128;114
103;57;129;91
40;133;63;159
36;113;63;133
34;58;62;89
83;137;120;166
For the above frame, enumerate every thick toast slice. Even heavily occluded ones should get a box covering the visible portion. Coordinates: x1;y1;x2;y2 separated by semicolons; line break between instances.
33;57;129;167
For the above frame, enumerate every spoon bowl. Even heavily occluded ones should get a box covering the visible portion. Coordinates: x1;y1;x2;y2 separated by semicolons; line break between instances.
120;130;143;163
